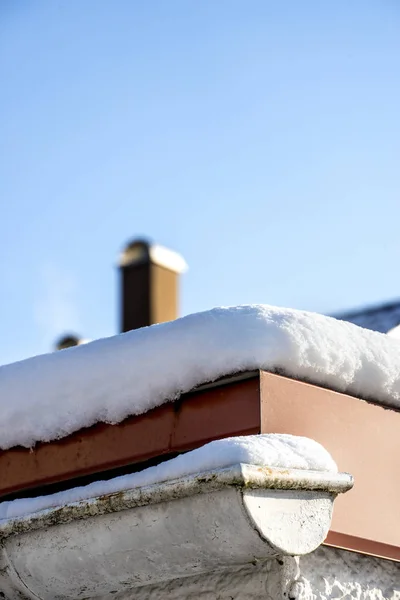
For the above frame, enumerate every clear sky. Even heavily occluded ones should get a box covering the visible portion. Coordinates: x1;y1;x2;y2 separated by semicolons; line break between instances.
1;1;400;365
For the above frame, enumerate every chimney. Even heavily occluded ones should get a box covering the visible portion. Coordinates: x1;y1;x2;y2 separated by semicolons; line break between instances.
55;334;86;351
119;239;187;333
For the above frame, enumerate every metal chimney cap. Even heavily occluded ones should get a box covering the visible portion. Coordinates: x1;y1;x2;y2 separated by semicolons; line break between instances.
119;239;188;274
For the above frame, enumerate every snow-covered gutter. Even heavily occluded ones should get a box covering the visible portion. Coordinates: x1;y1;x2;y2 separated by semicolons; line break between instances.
0;460;353;600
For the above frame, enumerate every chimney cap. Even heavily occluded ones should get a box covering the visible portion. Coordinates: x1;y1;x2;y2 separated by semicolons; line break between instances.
55;334;88;351
119;239;187;274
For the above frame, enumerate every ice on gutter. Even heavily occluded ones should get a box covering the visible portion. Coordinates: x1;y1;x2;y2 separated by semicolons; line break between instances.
0;434;338;522
1;304;400;450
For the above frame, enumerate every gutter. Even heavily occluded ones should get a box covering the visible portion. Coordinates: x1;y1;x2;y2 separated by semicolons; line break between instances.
0;463;352;600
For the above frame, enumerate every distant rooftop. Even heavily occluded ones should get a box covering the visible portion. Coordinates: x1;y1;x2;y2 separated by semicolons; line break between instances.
334;300;400;333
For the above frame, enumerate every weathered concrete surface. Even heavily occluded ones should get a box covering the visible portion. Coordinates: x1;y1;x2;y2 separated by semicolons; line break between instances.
93;547;400;600
276;546;400;600
298;546;400;600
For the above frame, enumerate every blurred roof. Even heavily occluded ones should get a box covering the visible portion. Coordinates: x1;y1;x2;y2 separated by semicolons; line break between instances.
334;300;400;333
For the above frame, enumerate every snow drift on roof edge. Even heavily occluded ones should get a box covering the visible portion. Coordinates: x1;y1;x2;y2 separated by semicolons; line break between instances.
0;434;337;521
1;304;400;450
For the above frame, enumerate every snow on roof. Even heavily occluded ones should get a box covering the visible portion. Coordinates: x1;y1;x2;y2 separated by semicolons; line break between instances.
1;304;400;451
387;324;400;338
0;434;337;521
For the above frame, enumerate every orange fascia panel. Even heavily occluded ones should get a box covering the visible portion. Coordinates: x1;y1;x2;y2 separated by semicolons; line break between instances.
259;371;400;562
0;376;260;498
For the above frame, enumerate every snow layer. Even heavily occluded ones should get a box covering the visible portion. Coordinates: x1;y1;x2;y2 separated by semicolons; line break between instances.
387;324;400;339
0;434;337;521
1;304;400;450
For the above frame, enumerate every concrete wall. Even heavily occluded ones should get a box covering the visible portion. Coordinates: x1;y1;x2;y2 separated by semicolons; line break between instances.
106;546;399;600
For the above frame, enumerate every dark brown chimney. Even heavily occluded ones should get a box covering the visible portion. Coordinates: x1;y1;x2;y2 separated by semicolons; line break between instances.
119;239;187;333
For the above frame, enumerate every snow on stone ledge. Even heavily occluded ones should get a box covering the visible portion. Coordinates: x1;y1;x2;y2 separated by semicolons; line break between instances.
1;304;400;450
0;434;337;521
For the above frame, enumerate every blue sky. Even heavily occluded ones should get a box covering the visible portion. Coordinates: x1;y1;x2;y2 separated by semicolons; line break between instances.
1;1;400;365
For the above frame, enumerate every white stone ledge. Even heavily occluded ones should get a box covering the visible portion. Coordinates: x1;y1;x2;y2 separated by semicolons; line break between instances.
0;464;352;600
